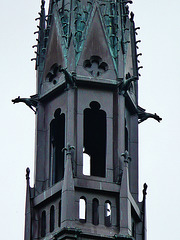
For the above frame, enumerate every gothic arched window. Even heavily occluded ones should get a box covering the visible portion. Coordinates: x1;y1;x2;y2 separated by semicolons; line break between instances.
92;198;99;225
132;219;136;238
125;125;129;151
58;200;61;227
79;197;87;223
104;201;112;227
84;101;106;177
41;210;46;237
50;205;55;232
50;108;65;184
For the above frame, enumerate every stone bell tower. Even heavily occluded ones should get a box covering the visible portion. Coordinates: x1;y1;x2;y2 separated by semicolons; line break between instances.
23;0;160;239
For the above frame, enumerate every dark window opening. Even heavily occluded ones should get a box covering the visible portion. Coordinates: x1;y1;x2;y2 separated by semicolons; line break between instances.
79;197;86;223
58;200;61;227
41;211;46;237
50;108;65;184
92;198;99;225
125;125;129;151
104;201;112;227
84;101;106;177
50;205;55;232
131;207;137;238
132;219;136;238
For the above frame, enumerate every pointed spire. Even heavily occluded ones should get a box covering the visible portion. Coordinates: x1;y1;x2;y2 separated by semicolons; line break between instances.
100;0;119;61
61;145;75;228
120;150;131;196
34;0;45;62
35;0;46;92
73;0;94;54
24;168;32;240
39;0;46;54
59;0;72;45
119;151;131;236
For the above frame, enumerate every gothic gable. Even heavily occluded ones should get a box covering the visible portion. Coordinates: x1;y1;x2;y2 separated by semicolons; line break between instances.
41;20;66;96
76;7;117;83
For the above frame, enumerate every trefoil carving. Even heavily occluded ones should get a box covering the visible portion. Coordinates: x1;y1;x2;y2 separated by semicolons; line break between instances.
83;56;108;77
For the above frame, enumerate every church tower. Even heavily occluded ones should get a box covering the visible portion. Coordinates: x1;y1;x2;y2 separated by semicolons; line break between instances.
22;0;158;239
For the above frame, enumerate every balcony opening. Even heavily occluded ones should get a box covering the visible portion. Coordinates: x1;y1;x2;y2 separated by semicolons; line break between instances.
132;220;136;238
50;205;55;232
84;101;106;177
50;108;65;184
79;197;87;223
41;210;46;237
92;198;99;225
58;200;61;227
125;126;129;151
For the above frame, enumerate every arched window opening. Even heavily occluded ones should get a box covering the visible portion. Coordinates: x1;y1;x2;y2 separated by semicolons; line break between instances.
125;125;129;151
132;219;136;238
58;200;61;227
92;198;99;225
50;108;65;184
79;197;86;223
83;148;90;176
84;101;106;177
41;210;46;238
104;201;112;227
50;205;55;233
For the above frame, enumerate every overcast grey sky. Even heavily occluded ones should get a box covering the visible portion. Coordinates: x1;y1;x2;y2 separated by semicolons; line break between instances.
0;0;180;239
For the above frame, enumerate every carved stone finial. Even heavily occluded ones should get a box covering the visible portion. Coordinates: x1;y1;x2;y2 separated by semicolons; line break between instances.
121;150;131;163
26;168;30;180
143;183;148;196
62;144;75;155
130;11;134;21
125;5;129;14
41;0;45;9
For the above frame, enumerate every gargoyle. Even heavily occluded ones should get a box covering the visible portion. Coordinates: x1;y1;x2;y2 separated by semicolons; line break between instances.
12;95;38;114
59;67;76;91
137;106;162;123
119;72;138;95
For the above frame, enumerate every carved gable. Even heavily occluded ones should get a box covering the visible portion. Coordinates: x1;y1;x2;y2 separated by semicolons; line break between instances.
41;21;66;96
76;8;117;83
